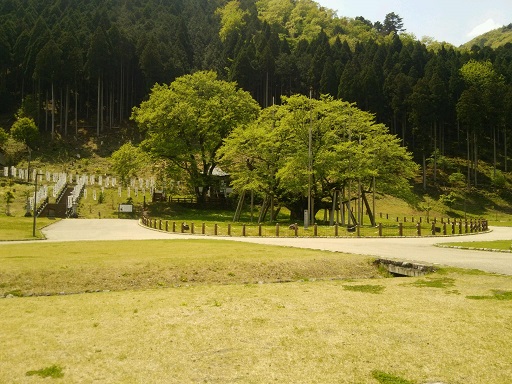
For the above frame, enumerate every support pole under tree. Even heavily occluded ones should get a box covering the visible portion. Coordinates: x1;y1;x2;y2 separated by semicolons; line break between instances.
233;190;246;222
308;87;314;225
250;190;254;223
372;176;376;226
32;173;43;237
330;190;337;226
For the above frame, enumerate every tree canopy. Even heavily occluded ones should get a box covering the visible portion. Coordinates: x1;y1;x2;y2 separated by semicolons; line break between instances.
218;94;418;218
131;71;260;200
110;142;148;187
10;117;39;150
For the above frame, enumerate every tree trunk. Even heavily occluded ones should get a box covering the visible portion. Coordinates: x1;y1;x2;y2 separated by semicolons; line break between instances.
504;128;508;172
45;89;48;132
347;179;352;226
36;79;41;128
65;84;69;135
474;131;478;187
433;121;437;182
493;125;496;177
422;153;426;190
467;127;471;188
401;112;407;147
97;76;101;136
101;77;104;133
119;64;124;124
51;82;55;139
75;87;78;135
59;86;63;133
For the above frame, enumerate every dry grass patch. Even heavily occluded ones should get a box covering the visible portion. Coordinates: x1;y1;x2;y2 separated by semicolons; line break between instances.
0;239;377;296
1;271;511;383
1;239;511;383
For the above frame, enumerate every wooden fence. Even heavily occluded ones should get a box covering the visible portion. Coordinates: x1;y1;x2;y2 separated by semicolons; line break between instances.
140;217;488;238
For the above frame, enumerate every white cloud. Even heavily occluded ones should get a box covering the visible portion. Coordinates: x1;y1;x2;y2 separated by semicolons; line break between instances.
467;18;503;38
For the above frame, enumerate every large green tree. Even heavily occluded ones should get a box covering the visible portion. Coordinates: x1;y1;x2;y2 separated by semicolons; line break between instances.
110;142;148;187
10;117;39;150
218;94;418;221
131;71;260;201
10;117;39;181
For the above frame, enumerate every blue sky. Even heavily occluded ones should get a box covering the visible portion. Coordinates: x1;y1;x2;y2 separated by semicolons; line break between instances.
316;0;512;46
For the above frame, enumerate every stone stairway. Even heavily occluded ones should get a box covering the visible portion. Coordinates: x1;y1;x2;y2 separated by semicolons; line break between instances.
39;185;75;218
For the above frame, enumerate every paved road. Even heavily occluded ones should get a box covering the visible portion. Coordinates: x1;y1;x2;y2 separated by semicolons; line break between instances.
34;219;512;276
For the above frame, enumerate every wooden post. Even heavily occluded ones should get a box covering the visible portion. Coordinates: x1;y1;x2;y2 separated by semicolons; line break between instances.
398;222;403;236
378;223;383;237
214;223;218;236
228;223;231;236
314;224;317;237
356;224;360;237
172;222;176;232
258;224;262;237
191;222;195;234
242;224;246;237
294;224;298;237
335;223;338;237
159;220;162;230
202;222;206;235
443;223;447;235
275;223;279;237
165;221;168;232
416;222;421;236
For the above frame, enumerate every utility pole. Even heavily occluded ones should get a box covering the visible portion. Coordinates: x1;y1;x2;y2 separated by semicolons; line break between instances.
32;173;43;237
308;87;313;225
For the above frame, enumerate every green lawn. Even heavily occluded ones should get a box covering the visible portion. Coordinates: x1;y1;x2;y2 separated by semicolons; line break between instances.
0;216;57;240
0;240;511;383
443;240;512;251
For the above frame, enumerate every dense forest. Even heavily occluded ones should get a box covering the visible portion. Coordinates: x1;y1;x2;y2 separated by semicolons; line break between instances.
1;0;512;188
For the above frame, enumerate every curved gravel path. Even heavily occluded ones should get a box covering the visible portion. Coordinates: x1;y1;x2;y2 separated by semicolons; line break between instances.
33;218;512;276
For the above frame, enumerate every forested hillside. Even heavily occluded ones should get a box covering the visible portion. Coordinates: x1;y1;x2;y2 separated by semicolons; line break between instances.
463;24;512;50
1;0;512;189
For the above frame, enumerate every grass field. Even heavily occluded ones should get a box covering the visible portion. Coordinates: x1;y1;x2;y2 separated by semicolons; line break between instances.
1;240;511;383
442;239;512;252
0;240;377;296
0;216;56;240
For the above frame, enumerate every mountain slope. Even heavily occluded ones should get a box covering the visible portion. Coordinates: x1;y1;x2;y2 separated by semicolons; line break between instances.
463;23;512;49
